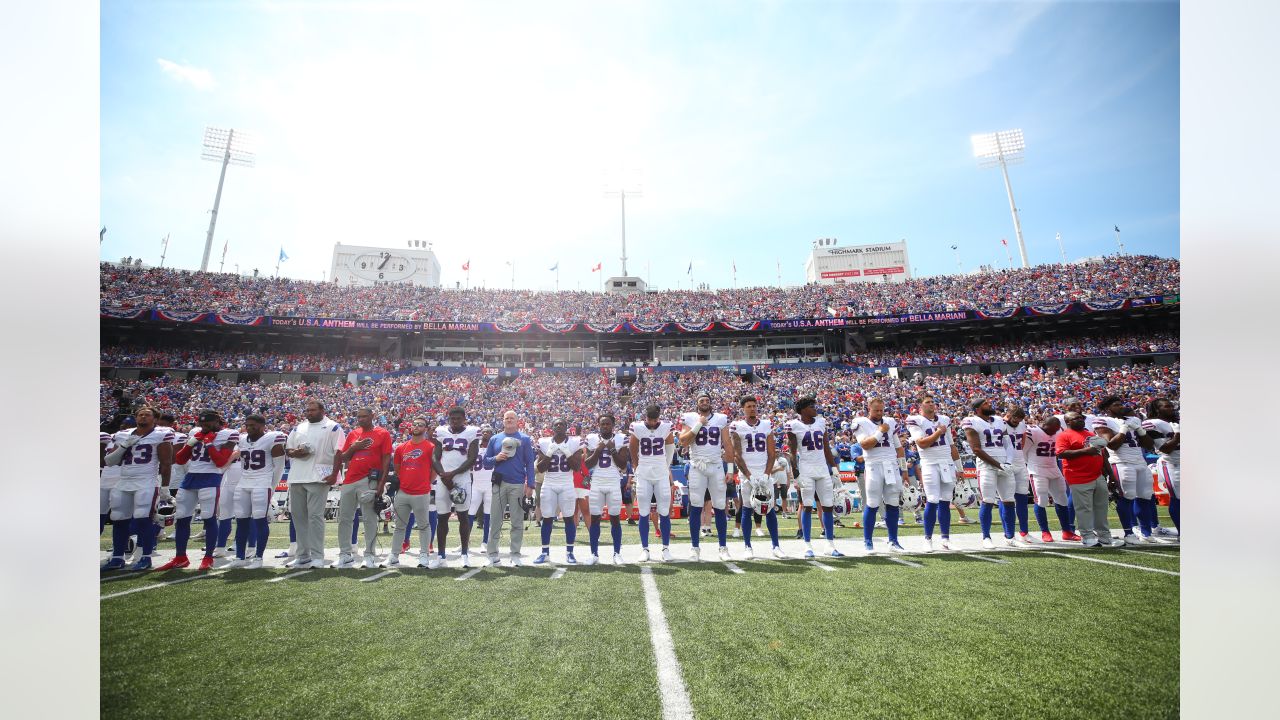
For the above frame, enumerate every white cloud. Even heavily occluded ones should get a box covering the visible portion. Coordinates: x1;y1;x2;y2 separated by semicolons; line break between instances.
156;58;215;91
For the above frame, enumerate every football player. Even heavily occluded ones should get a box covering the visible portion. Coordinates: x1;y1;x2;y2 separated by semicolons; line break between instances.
786;396;843;559
157;410;237;571
1143;398;1180;535
906;394;960;552
1025;416;1080;542
535;418;582;564
432;406;479;568
679;391;733;562
214;421;244;561
584;413;630;565
1002;407;1036;543
630;404;675;561
100;422;120;535
851;398;908;553
102;407;173;571
962;398;1024;549
225;414;285;569
1092;396;1156;544
467;425;496;546
730;396;785;559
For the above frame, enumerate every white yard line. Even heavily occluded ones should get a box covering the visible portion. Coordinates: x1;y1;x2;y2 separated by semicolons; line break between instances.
360;570;399;583
886;556;923;568
1119;548;1181;559
640;566;694;720
267;570;313;583
456;567;484;581
100;571;226;600
550;567;567;580
1040;551;1180;576
100;571;147;583
808;560;835;572
964;554;1010;564
723;562;745;574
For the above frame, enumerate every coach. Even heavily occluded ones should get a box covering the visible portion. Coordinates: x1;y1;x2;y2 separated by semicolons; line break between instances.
1054;412;1113;548
285;400;346;568
484;410;535;566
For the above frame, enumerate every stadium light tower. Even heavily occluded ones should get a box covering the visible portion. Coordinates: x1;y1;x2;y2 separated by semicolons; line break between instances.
604;169;643;277
200;127;255;272
972;129;1029;269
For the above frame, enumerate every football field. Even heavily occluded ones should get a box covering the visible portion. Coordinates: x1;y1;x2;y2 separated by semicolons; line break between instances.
101;509;1179;720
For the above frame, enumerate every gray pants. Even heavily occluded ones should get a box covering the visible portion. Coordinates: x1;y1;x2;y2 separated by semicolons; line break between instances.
1070;476;1112;544
391;490;432;560
487;482;528;558
288;483;329;563
338;479;379;560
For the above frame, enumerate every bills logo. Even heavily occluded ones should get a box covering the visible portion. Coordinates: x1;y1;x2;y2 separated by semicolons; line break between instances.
405;449;424;460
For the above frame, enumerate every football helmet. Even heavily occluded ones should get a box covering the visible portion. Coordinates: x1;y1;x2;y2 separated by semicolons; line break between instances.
901;484;923;511
518;495;535;513
450;485;468;507
832;493;855;518
154;497;177;527
953;480;978;508
748;488;774;515
373;493;391;514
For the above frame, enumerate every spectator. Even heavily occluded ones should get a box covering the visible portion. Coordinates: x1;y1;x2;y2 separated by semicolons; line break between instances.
1054;412;1114;548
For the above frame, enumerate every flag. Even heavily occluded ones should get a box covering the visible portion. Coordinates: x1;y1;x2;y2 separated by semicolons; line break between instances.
1001;238;1008;246
732;260;736;273
549;262;558;272
591;262;601;272
222;237;229;255
279;247;289;263
1114;225;1120;233
827;306;838;317
462;260;470;271
99;226;106;241
687;261;692;275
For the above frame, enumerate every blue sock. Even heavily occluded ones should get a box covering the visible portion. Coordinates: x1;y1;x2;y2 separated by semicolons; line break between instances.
482;513;491;544
885;505;900;544
111;519;130;558
288;516;296;542
351;509;361;546
713;507;727;546
938;501;951;537
175;516;192;556
801;509;812;542
687;506;703;547
862;506;877;545
1067;495;1076;528
1116;497;1135;533
1015;493;1030;535
821;508;835;541
740;507;754;547
923;501;938;539
203;518;218;557
588;518;602;555
639;515;650;548
979;504;993;539
405;512;415;545
610;520;622;554
217;518;233;549
1168;496;1179;531
565;518;577;552
1033;504;1051;533
765;510;779;546
428;511;438;543
134;518;155;556
234;518;250;560
659;514;671;545
100;514;109;534
254;517;270;558
1055;504;1075;533
1135;498;1154;536
247;516;258;548
998;503;1014;539
541;518;553;552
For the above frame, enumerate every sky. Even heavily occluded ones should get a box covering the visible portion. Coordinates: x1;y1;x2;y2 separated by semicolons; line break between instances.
100;0;1179;292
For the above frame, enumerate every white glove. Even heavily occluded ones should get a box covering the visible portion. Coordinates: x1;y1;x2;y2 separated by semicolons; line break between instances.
186;435;201;447
830;466;841;480
1000;462;1014;473
1087;436;1107;448
118;433;141;448
898;458;908;472
1124;417;1142;432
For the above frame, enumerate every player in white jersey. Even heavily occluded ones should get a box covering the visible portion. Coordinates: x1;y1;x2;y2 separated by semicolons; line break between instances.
730;396;786;559
1002;407;1037;543
962;398;1025;549
906;394;961;552
534;418;583;564
100;427;120;535
224;414;286;568
1024;416;1080;543
432;406;480;568
102;407;173;571
466;425;496;546
678;390;733;562
630;404;675;561
214;429;244;561
584;413;631;565
851;398;909;553
1092;396;1157;544
157;410;239;571
785;396;843;559
1143;398;1180;535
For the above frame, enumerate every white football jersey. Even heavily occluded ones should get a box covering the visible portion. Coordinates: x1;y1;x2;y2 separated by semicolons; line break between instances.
770;454;793;483
1141;418;1180;466
729;418;774;470
185;428;240;474
1092;416;1146;465
585;432;627;482
1003;420;1029;467
1055;413;1101;435
850;416;901;462
786;416;831;470
1025;425;1062;473
960;415;1009;462
905;414;953;464
538;436;582;484
100;431;121;488
680;412;730;462
436;424;480;474
629;420;673;469
238;430;286;488
116;427;175;484
471;440;495;485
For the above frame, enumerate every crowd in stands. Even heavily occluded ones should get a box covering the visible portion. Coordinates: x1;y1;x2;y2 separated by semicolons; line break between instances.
101;362;1179;446
843;330;1179;368
99;345;401;374
100;255;1180;323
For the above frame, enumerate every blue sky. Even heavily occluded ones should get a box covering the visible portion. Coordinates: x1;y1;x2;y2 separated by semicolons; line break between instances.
100;0;1179;291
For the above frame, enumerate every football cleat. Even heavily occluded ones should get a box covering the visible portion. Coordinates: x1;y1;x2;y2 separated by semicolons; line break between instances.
223;558;247;569
461;553;471;568
1004;537;1019;548
981;537;997;550
955;516;972;524
101;557;126;572
129;556;153;572
361;557;376;569
772;546;787;559
863;541;875;554
1041;531;1055;543
307;559;326;569
585;554;599;566
660;548;673;562
612;553;623;566
533;553;550;565
940;538;952;551
1083;536;1100;548
198;556;216;571
419;556;431;568
1154;526;1179;537
1138;534;1156;544
691;547;702;562
428;556;442;570
384;555;401;567
1013;536;1032;548
887;542;905;553
275;550;291;559
155;555;190;571
566;553;578;565
744;546;755;560
511;555;523;567
754;528;764;537
1019;532;1031;543
1062;531;1082;542
336;555;356;569
245;557;263;570
731;529;741;538
1123;534;1143;546
922;537;934;553
637;549;649;563
212;548;227;559
829;546;844;558
804;549;816;559
717;546;731;562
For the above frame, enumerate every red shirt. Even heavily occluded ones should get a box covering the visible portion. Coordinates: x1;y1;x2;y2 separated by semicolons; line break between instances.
1055;427;1104;485
341;426;393;484
393;438;436;495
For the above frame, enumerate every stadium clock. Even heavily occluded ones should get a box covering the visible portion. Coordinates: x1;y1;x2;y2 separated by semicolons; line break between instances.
348;252;417;283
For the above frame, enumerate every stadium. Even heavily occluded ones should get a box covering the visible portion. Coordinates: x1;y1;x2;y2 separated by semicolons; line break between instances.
91;3;1188;720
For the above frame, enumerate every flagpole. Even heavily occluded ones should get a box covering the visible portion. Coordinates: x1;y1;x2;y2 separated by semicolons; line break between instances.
160;233;170;268
1055;232;1066;263
776;258;781;286
1114;226;1125;255
1002;238;1013;268
219;237;228;273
